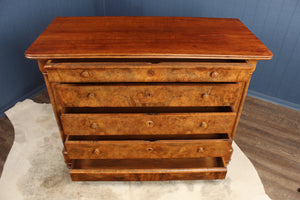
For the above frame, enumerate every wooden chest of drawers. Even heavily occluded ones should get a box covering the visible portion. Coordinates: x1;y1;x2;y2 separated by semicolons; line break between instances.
25;16;272;181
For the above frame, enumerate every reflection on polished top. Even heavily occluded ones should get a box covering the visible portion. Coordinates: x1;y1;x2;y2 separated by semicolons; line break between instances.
25;16;272;60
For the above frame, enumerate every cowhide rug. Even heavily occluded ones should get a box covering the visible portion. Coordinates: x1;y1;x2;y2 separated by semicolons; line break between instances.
0;99;271;200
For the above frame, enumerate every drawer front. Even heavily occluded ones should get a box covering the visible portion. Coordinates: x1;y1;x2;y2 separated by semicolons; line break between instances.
65;138;232;159
45;61;254;83
61;113;236;136
70;158;227;181
55;83;242;108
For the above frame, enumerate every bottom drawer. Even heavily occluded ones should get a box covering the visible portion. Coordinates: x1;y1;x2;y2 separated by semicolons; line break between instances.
70;157;227;181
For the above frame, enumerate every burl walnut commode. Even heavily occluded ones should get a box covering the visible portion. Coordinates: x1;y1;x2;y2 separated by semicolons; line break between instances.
25;16;272;181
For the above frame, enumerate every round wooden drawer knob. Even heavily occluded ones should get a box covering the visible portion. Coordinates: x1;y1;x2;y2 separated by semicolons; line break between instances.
80;71;90;78
200;121;208;128
202;93;209;100
146;121;154;127
210;71;218;78
197;147;205;153
93;148;101;155
87;92;96;98
147;147;153;152
90;122;98;129
147;69;155;76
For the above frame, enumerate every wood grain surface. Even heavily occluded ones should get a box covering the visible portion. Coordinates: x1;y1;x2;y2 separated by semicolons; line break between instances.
65;137;232;160
61;113;236;136
235;96;300;200
45;60;254;83
70;157;227;181
55;83;242;109
25;17;272;60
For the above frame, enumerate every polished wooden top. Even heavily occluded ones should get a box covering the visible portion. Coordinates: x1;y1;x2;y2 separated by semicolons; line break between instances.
25;16;272;60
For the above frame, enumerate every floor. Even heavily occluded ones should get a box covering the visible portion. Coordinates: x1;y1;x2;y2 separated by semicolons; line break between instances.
0;90;299;200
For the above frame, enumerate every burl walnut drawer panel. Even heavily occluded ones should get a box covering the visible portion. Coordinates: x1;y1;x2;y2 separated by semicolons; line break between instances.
70;158;227;181
45;61;254;83
65;137;232;159
55;83;242;108
61;113;236;136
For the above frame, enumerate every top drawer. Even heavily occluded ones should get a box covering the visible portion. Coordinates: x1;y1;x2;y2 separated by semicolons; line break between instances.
45;61;254;82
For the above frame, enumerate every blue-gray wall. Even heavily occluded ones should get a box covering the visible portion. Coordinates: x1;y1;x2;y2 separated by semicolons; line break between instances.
1;0;300;115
